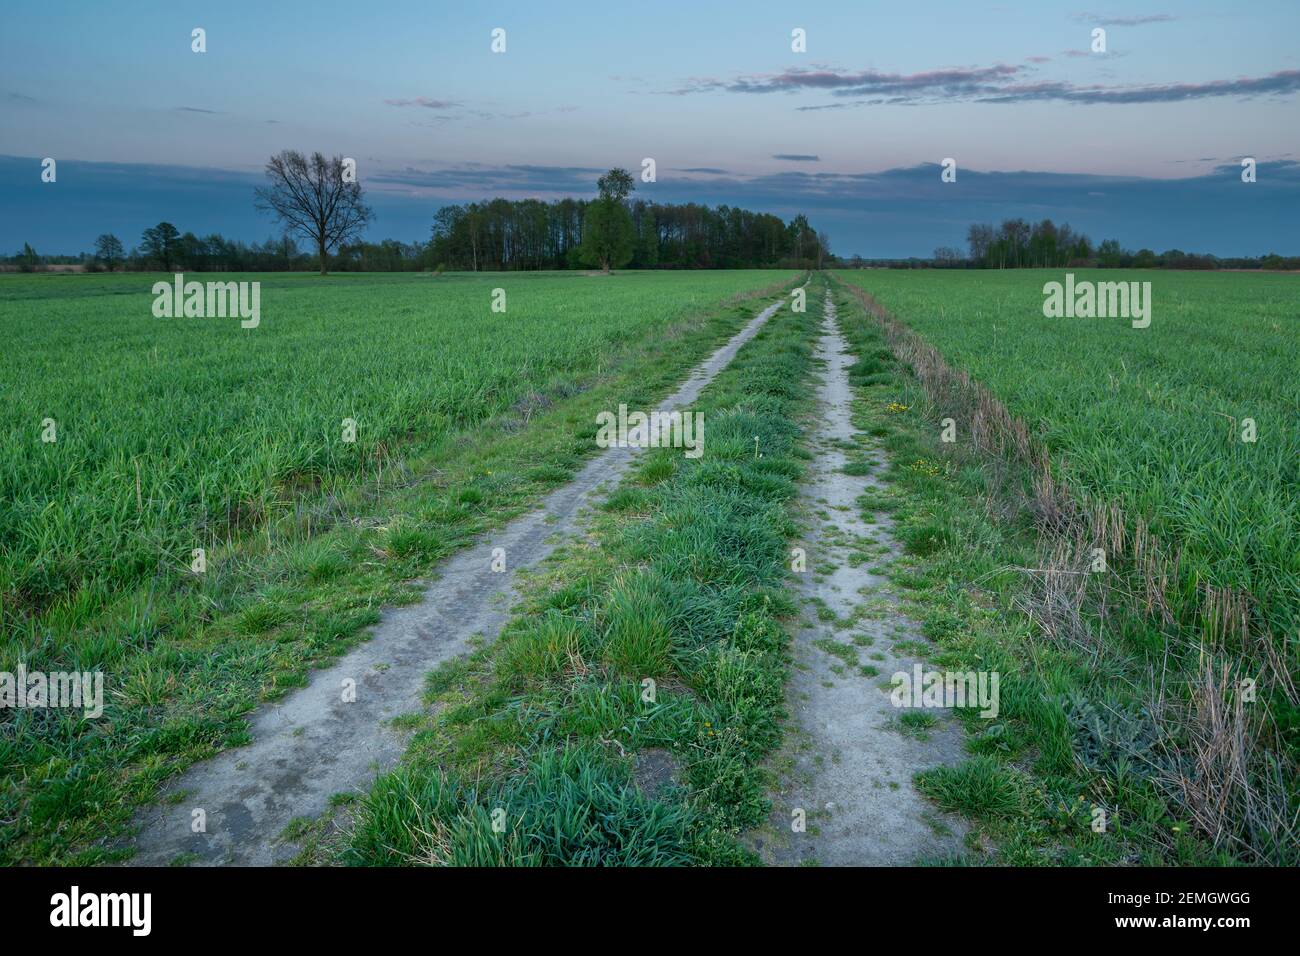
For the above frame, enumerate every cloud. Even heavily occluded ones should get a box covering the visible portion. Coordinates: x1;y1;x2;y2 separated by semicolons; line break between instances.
385;98;578;123
660;75;729;96
1071;12;1175;26
175;106;221;114
668;64;1023;99
367;162;606;197
982;69;1300;104
384;97;461;109
773;154;820;162
794;102;854;112
669;61;1300;107
1211;158;1298;176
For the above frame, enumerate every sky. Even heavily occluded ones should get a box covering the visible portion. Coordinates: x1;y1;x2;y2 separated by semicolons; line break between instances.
2;0;1298;257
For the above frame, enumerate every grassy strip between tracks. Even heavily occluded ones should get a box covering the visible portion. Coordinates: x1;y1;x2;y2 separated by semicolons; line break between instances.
344;293;818;864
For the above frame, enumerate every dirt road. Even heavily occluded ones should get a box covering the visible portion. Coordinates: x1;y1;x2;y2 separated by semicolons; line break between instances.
752;284;967;866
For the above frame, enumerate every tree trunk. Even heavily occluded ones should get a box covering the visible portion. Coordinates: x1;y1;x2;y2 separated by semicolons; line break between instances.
318;237;328;276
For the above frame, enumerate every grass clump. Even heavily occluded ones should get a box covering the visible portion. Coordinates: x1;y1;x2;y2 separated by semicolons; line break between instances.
350;746;695;867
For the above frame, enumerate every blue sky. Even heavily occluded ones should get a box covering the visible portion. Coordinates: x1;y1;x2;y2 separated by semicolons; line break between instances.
3;0;1298;256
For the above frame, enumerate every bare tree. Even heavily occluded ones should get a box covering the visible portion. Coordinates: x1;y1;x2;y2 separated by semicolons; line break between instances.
966;223;994;265
933;246;962;268
254;151;373;275
817;230;832;269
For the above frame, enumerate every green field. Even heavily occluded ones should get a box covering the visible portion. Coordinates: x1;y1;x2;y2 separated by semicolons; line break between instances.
2;270;792;624
838;269;1300;648
2;266;1295;866
833;268;1298;863
0;269;797;862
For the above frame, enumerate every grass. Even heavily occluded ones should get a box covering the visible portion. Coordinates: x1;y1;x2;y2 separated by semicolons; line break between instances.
828;273;1297;865
9;264;1290;867
0;268;800;864
2;270;794;618
345;285;818;865
897;710;938;740
838;269;1299;666
812;637;859;670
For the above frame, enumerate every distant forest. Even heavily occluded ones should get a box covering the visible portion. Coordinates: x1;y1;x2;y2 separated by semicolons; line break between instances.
429;199;828;271
850;217;1300;271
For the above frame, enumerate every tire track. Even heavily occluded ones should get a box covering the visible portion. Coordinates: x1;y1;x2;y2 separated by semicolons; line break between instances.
753;283;966;866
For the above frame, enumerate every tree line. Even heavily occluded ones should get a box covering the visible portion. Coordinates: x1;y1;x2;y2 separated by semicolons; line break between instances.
430;196;827;270
888;218;1300;270
8;229;423;274
8;156;828;274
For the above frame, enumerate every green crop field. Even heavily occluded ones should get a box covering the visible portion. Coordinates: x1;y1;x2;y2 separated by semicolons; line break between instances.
0;269;797;863
2;266;1295;868
7;0;1299;908
833;268;1298;863
838;269;1300;648
2;270;792;622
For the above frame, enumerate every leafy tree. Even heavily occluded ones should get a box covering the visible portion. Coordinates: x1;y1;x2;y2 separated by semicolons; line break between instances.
93;234;124;271
1097;238;1124;267
786;214;821;265
597;168;635;203
1071;235;1093;264
255;151;373;275
636;206;659;267
17;242;39;273
964;219;1095;268
579;198;635;273
140;222;181;271
579;168;636;273
1000;219;1031;267
274;234;299;268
